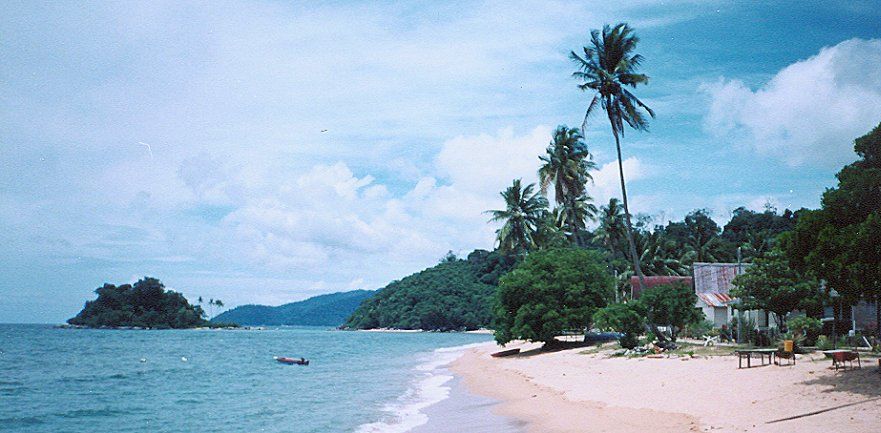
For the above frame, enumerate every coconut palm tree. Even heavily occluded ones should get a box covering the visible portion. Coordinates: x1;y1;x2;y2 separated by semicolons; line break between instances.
639;230;689;276
538;126;597;203
557;194;598;246
570;22;655;291
593;198;626;259
487;179;549;256
538;126;598;245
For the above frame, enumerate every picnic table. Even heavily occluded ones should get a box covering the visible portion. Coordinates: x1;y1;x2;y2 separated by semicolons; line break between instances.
735;348;777;369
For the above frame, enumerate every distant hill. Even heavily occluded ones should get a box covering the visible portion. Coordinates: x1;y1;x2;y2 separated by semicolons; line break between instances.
212;290;376;326
343;250;516;331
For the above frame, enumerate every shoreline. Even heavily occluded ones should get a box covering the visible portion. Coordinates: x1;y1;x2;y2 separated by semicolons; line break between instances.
355;328;495;334
451;341;881;433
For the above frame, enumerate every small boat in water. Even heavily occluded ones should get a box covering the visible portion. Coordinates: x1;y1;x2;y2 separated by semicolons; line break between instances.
274;356;309;365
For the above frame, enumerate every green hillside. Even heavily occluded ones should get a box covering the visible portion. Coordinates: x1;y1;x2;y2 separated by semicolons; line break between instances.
343;250;515;331
212;290;376;326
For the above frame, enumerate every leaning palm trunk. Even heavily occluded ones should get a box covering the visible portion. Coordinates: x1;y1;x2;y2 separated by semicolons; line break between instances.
611;124;669;345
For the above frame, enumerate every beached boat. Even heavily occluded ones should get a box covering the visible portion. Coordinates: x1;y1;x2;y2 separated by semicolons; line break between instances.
274;356;309;365
491;348;520;358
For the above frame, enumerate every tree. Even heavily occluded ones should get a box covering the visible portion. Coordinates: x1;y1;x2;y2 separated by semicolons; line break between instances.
731;250;819;329
494;248;615;345
678;209;730;265
571;22;655;295
593;302;644;349
638;229;689;276
538;126;596;203
722;207;798;262
556;194;597;246
533;209;569;250
593;198;626;260
783;122;881;337
537;126;598;244
486;179;549;256
67;277;207;328
638;283;702;341
440;250;458;263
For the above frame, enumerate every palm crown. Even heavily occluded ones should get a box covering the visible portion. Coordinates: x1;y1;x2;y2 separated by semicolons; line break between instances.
570;23;655;136
538;126;596;204
487;179;549;255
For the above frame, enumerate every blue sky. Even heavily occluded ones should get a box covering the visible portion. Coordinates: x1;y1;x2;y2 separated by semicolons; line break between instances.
2;1;881;323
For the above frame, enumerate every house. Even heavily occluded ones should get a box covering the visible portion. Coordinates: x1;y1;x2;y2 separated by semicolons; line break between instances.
693;262;748;327
629;275;693;299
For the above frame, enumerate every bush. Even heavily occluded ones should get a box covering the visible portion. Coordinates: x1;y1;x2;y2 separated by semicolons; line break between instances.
593;303;644;349
639;283;703;341
683;320;715;339
816;335;834;350
494;248;614;345
786;316;822;346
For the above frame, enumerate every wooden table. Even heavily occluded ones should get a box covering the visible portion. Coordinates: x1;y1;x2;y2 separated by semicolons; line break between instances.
823;350;861;370
735;348;777;368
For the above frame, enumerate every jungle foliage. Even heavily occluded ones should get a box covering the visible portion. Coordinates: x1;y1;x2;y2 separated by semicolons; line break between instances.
68;277;208;329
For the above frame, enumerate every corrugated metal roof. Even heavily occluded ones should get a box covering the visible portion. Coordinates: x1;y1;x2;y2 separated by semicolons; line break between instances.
693;262;751;294
697;292;734;307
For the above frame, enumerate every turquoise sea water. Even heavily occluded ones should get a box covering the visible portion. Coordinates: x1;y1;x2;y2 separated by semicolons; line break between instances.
0;325;499;433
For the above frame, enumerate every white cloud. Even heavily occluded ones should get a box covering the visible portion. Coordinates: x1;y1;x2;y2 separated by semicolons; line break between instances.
702;38;881;167
592;157;652;205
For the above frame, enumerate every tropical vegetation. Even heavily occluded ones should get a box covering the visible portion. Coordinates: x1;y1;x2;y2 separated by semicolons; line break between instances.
68;277;210;329
783;122;881;337
570;22;655;293
493;248;614;345
342;23;880;345
344;250;515;331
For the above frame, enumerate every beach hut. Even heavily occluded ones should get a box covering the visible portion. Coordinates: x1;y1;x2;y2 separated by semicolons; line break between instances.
693;262;751;328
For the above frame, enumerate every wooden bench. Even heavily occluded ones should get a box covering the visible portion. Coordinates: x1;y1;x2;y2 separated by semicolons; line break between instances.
735;348;777;368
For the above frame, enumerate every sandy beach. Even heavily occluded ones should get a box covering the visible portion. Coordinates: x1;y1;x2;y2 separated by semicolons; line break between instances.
452;341;881;433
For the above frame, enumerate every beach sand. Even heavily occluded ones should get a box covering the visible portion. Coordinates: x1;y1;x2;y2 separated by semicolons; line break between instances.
452;341;881;433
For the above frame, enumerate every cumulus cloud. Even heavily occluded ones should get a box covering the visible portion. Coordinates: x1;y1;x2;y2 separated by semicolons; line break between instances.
591;157;652;205
702;38;881;167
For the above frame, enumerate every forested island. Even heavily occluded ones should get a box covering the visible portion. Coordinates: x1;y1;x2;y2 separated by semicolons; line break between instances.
344;250;514;331
67;277;218;329
212;290;376;326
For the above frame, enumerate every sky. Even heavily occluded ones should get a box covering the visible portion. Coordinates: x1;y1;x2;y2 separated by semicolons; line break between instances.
2;1;881;323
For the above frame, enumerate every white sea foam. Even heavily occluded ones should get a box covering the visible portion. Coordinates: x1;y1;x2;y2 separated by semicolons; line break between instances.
354;342;490;433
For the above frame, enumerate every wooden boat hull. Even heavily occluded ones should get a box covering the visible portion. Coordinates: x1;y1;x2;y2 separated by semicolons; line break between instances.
274;356;309;365
491;348;520;358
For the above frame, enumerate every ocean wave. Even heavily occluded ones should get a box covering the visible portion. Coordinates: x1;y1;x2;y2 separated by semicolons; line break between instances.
55;408;129;419
354;342;486;433
0;415;44;427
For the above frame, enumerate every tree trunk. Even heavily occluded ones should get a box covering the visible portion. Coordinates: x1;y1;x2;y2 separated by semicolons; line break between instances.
611;126;665;343
876;293;880;340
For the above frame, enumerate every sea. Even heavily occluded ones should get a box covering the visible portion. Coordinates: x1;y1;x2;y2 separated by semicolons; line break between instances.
0;324;523;433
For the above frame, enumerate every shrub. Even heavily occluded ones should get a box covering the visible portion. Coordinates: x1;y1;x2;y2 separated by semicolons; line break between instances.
683;320;715;339
816;335;834;350
639;283;703;341
593;303;644;349
786;316;822;346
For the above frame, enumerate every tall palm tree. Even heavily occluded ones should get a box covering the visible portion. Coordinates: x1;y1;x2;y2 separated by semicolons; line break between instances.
538;126;597;203
538;126;598;245
487;179;549;256
571;23;655;291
